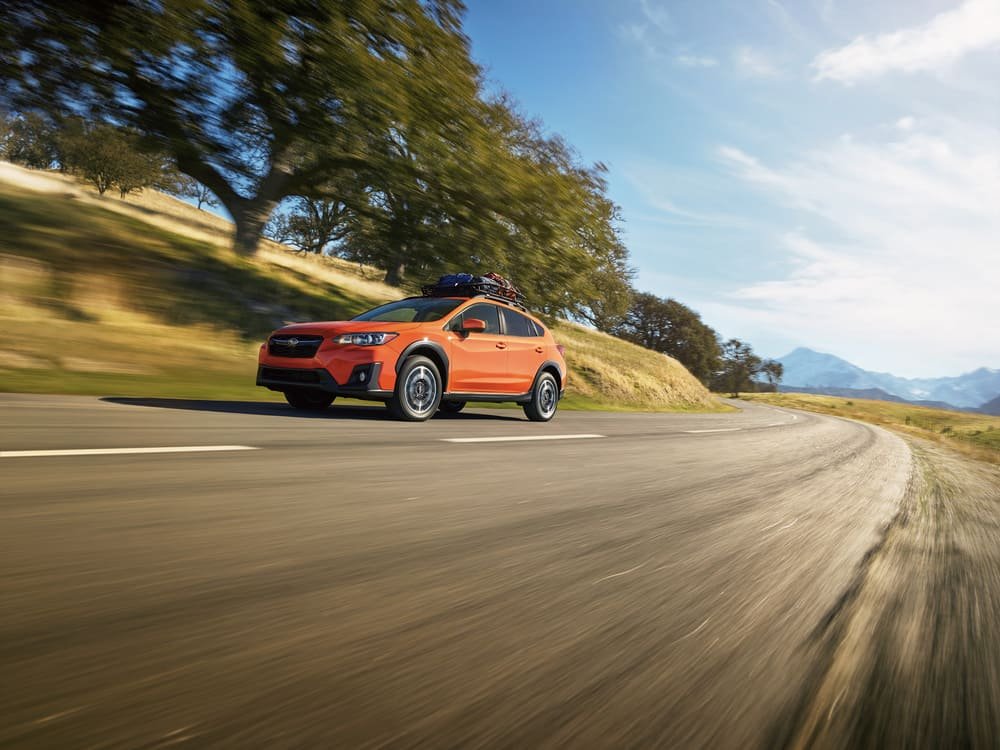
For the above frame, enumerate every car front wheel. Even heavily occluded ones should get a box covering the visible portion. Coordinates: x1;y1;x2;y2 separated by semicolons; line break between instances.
388;355;442;421
523;372;559;422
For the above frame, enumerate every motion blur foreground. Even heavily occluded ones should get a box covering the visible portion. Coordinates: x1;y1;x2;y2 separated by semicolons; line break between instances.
4;2;1000;748
5;396;931;747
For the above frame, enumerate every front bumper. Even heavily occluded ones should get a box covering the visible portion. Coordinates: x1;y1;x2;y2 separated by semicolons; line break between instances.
256;363;392;400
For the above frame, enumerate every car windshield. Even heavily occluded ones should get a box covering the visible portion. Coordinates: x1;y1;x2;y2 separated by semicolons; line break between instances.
352;297;465;323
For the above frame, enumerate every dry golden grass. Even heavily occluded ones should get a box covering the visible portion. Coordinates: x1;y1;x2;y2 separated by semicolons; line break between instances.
0;161;723;411
552;321;724;411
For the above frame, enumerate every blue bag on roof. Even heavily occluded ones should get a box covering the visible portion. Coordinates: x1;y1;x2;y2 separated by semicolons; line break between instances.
437;273;475;287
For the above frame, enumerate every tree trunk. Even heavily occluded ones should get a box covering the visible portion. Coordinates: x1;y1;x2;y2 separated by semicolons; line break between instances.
384;257;406;286
232;201;275;257
174;151;288;257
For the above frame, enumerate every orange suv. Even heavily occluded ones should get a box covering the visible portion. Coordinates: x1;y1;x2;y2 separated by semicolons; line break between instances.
257;288;566;421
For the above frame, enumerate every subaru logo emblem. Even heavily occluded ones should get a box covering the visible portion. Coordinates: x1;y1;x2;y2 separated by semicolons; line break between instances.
287;338;299;347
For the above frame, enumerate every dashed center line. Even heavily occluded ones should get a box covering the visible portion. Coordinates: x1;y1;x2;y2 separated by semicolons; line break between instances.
684;428;741;434
593;561;648;584
0;445;258;458
441;434;606;444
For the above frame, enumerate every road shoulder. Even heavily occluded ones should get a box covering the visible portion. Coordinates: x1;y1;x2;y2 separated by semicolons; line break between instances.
772;438;1000;748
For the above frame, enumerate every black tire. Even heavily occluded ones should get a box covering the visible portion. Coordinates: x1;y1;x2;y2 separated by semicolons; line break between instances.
439;400;466;414
388;356;442;421
523;372;559;422
284;389;335;410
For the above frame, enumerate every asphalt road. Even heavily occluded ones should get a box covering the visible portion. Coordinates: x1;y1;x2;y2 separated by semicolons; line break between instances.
0;394;913;748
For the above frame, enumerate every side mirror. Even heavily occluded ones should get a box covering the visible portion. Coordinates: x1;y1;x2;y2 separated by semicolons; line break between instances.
462;318;487;334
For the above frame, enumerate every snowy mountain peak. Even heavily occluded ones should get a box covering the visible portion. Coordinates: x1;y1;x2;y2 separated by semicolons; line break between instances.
777;349;1000;409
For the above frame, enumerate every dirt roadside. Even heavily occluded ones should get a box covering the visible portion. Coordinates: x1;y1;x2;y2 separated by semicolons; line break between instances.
771;438;1000;748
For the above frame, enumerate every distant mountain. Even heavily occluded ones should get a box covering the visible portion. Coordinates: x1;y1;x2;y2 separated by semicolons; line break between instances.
979;395;1000;416
777;348;1000;410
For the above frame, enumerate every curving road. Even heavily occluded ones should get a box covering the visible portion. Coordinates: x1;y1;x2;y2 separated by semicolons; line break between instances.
0;394;912;748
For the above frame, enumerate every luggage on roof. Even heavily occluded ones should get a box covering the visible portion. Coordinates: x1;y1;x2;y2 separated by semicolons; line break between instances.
421;272;527;308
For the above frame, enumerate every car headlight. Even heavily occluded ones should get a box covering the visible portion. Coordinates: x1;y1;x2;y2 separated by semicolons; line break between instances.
334;332;398;346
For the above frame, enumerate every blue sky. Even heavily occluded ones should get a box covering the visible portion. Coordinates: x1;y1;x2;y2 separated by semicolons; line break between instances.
464;0;1000;378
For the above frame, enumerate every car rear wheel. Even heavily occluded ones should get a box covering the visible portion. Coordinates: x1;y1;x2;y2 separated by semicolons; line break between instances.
523;372;559;422
388;356;442;421
284;389;335;411
438;400;466;414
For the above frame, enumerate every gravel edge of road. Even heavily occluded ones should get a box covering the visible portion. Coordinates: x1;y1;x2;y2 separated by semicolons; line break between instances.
771;437;1000;749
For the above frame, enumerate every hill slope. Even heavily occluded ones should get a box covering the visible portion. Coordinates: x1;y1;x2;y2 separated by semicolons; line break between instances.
979;395;1000;416
0;163;720;411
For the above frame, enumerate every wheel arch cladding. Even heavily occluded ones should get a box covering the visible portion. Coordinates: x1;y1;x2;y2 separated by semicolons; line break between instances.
538;361;563;389
397;342;450;388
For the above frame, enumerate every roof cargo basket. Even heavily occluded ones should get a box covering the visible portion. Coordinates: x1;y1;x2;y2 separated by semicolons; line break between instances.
422;273;528;310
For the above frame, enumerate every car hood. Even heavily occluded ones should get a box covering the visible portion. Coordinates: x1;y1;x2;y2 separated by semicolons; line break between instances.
271;321;426;336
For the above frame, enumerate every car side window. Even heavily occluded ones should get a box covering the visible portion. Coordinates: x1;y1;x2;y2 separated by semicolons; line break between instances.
451;303;501;334
529;320;545;337
501;308;534;337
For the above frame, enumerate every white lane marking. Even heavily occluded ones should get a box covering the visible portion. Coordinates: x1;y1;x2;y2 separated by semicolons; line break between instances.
684;428;741;434
35;707;85;724
593;561;648;584
762;517;799;533
673;617;712;643
441;434;605;444
1;445;258;458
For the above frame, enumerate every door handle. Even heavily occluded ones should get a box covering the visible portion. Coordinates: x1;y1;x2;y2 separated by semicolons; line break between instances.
535;346;544;354
496;342;507;350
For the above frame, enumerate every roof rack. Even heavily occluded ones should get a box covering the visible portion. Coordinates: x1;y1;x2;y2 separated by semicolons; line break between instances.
476;292;530;312
421;281;529;312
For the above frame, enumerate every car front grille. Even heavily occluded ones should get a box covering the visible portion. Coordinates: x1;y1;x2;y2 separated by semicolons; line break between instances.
268;335;323;358
259;367;321;384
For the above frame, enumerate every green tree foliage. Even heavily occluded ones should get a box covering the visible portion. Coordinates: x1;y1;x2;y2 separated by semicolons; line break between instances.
0;111;10;153
59;121;160;196
470;99;633;322
714;338;764;397
266;196;351;254
159;170;219;211
760;359;784;391
2;2;635;326
0;1;479;256
611;292;721;383
2;112;58;168
339;96;633;319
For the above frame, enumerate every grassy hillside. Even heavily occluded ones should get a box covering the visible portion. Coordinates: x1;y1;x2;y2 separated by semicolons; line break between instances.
0;163;721;411
744;392;1000;464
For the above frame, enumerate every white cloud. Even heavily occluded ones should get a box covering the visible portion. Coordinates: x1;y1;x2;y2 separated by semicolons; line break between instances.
734;46;779;77
717;118;1000;375
639;0;674;34
622;3;718;71
676;54;718;68
620;22;661;61
895;115;916;131
813;0;1000;84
